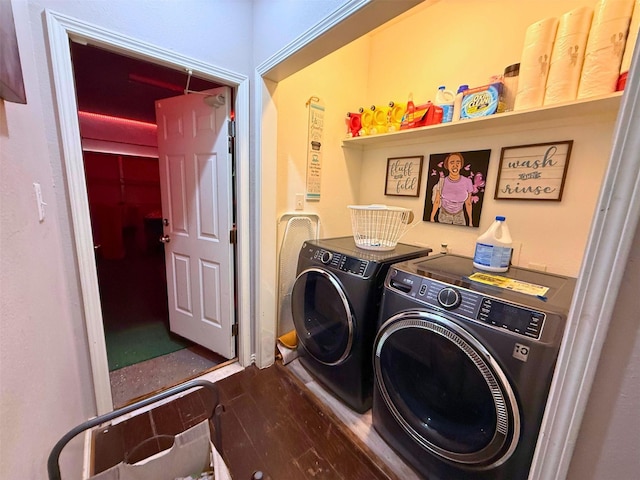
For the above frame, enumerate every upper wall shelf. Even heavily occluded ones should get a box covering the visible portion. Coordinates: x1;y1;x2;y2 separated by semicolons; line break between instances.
341;92;623;149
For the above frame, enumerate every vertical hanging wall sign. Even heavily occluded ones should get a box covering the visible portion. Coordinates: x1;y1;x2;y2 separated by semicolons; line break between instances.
305;96;324;201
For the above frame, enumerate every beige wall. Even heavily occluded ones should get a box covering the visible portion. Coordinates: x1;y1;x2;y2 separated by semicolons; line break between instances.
276;0;617;276
355;118;614;277
359;0;617;277
367;0;593;102
276;35;372;237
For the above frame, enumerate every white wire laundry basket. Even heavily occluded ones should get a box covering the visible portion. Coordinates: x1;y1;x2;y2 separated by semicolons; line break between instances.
348;204;414;251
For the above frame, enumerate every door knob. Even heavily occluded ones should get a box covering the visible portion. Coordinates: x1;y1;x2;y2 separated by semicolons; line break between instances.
159;235;171;243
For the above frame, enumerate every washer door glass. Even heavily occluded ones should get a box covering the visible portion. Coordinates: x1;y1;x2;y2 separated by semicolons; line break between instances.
374;310;519;468
291;267;353;365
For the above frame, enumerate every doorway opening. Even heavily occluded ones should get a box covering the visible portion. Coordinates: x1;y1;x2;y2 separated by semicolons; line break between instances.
70;42;234;406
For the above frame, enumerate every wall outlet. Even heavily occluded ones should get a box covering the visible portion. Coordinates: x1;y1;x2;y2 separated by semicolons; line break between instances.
295;193;304;211
528;262;547;272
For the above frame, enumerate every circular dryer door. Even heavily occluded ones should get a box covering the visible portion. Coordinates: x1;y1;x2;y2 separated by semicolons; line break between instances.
374;310;520;469
291;267;354;365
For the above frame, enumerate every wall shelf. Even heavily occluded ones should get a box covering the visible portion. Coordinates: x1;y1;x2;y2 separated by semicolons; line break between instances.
341;92;623;149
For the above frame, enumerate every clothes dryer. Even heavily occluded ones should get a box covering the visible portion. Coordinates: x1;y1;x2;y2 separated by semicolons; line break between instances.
372;254;576;479
291;237;431;413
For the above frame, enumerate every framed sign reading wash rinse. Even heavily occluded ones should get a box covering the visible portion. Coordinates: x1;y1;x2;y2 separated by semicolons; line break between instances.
494;141;573;201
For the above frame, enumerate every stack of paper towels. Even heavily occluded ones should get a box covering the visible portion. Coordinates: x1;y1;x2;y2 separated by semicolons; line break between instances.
620;0;640;74
578;0;635;98
514;17;558;110
544;7;594;105
515;0;638;110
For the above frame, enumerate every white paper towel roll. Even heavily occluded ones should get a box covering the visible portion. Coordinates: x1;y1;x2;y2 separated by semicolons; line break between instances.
593;0;634;22
545;7;594;105
515;17;559;110
621;0;640;72
578;0;635;98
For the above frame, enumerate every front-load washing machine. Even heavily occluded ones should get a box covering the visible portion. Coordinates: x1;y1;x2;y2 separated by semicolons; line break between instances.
372;254;576;479
291;237;431;413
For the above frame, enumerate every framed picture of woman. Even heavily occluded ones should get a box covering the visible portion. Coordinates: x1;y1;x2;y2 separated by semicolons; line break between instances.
423;149;491;228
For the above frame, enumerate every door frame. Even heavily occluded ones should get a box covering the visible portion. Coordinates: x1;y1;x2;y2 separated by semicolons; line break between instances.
45;9;251;414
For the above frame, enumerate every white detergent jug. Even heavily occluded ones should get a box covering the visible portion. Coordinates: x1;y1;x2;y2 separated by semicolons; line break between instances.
452;84;468;122
435;86;455;123
473;216;513;272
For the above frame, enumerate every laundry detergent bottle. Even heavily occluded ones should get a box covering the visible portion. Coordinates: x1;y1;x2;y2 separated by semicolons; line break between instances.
473;216;513;272
435;86;455;123
452;84;469;122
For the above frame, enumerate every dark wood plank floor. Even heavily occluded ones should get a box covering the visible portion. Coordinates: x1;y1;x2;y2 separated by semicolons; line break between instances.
91;363;397;479
216;364;395;480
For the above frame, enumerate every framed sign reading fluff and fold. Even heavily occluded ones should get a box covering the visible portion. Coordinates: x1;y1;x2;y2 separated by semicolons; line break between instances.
384;155;423;197
495;141;573;201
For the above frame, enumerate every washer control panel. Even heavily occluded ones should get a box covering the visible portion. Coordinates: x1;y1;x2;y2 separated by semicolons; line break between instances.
477;297;545;339
388;269;546;339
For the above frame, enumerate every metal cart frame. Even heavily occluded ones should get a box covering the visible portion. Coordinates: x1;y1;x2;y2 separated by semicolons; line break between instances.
47;379;224;480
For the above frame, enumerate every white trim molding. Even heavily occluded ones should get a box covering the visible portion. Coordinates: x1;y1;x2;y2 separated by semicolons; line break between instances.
530;39;640;480
257;0;370;79
45;9;252;414
257;0;424;82
251;0;424;369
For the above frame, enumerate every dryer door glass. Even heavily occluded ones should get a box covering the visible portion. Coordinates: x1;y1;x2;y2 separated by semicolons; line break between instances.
374;312;519;467
291;268;353;365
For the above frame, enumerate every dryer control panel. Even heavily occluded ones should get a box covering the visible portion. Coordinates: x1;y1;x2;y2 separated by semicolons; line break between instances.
312;248;369;277
388;269;546;339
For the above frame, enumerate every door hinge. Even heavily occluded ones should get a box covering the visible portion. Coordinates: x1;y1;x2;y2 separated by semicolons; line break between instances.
230;227;237;244
231;324;238;337
228;120;235;154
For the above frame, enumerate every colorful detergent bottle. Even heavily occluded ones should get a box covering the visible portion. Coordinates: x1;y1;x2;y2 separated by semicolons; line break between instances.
401;93;416;129
345;111;362;137
387;101;406;131
358;106;374;136
371;104;390;134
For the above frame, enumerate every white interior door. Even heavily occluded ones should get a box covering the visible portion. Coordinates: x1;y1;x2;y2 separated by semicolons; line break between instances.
155;86;235;359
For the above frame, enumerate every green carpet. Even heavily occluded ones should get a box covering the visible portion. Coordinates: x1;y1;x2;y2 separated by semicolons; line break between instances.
97;241;194;371
105;320;192;371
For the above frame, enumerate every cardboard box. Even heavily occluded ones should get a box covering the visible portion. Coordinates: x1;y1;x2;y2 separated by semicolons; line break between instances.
460;82;503;119
400;102;443;129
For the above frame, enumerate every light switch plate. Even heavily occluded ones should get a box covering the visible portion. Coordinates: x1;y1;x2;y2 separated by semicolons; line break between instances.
33;182;46;222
